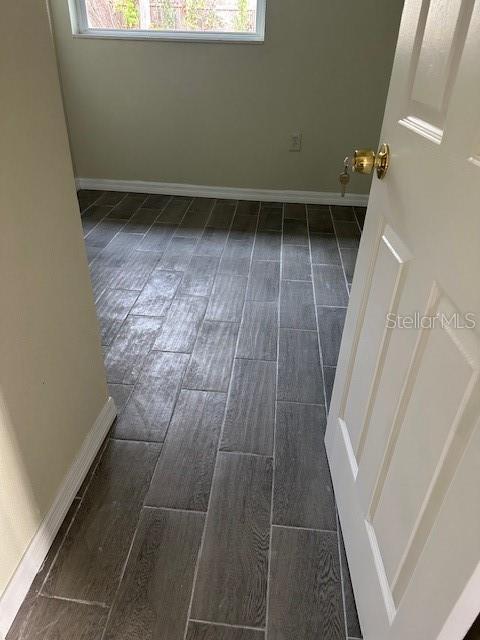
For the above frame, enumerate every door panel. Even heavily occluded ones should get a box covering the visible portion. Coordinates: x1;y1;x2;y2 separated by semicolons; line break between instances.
326;0;480;638
402;0;475;141
343;225;410;459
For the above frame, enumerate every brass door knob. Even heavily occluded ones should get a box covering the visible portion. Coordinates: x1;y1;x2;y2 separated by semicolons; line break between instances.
338;143;390;197
353;143;390;179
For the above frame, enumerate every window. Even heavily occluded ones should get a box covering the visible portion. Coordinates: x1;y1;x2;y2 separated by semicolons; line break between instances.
71;0;266;42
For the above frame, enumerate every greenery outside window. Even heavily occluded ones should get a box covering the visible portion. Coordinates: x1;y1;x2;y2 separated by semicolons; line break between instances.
71;0;266;42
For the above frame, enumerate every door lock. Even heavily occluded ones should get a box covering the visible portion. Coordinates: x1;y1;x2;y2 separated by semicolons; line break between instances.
338;143;390;196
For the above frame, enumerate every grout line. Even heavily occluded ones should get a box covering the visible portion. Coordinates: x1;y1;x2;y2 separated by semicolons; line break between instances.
281;277;311;283
315;303;348;310
353;206;364;234
39;594;109;609
99;509;144;640
305;205;328;410
277;326;318;333
329;207;351;298
180;197;245;640
311;260;347;267
149;347;193;356
234;355;277;364
109;436;165;445
189;618;266;632
37;496;84;596
217;449;273;460
272;523;337;535
142;505;206;515
264;201;284;640
275;398;325;408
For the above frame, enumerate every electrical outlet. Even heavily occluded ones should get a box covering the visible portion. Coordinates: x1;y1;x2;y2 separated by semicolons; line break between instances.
289;132;302;152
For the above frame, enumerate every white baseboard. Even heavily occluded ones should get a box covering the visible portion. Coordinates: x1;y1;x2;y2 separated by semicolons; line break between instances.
0;397;117;638
75;178;369;207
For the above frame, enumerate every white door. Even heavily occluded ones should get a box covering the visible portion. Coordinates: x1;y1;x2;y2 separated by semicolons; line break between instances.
326;1;480;639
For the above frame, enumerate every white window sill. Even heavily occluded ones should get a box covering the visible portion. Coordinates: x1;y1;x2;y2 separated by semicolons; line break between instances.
73;29;265;44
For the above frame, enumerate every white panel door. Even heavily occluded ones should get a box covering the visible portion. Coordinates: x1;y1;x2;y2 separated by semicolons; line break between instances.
325;1;480;638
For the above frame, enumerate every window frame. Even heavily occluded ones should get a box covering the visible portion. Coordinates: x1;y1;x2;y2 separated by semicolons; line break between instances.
70;0;266;43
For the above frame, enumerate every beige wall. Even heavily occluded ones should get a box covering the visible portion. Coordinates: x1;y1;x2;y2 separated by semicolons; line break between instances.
0;0;107;598
50;0;403;194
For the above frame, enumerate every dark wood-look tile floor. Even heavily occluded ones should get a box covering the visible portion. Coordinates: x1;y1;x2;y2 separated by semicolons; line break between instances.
7;192;363;640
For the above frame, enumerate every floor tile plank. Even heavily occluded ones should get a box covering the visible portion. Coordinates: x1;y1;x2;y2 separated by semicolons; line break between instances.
108;194;147;219
123;207;159;233
208;201;237;229
338;524;363;639
43;440;160;604
282;219;308;246
103;508;205;640
142;194;171;210
12;596;108;640
246;261;280;302
191;452;272;627
221;359;276;456
107;383;133;414
236;301;277;361
309;233;341;266
236;200;260;216
137;223;176;253
146;390;226;510
277;329;323;404
267;526;344;640
331;205;357;222
252;231;281;261
178;255;220;297
312;264;349;307
177;204;213;237
96;288;139;345
104;316;163;385
280;280;316;330
340;246;358;284
306;205;334;233
218;238;253;276
92;191;125;207
316;306;346;367
113;351;189;441
273;402;336;530
153;295;208;353
110;249;160;291
130;270;182;317
229;213;257;239
196;227;230;257
184;320;239;392
354;206;366;229
157;196;192;224
205;274;248;322
82;204;113;236
281;244;311;281
323;366;336;409
257;210;282;232
84;218;124;248
333;220;361;248
157;236;197;271
284;202;306;221
186;622;264;640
